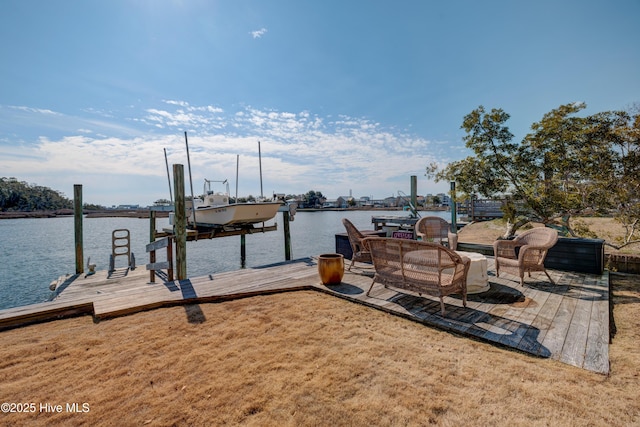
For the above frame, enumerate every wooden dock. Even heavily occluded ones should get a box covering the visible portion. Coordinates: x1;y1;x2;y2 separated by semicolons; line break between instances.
0;257;609;374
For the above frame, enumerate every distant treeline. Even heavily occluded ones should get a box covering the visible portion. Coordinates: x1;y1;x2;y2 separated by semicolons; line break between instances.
0;177;74;211
0;177;111;213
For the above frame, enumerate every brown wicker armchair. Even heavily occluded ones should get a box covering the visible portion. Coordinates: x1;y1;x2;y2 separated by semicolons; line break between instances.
364;237;470;316
342;218;373;271
493;227;559;286
414;216;458;251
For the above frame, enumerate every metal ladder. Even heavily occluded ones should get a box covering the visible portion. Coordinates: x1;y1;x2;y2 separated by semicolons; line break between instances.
109;229;136;272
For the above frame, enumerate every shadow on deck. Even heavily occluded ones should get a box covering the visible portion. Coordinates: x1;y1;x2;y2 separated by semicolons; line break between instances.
319;258;609;374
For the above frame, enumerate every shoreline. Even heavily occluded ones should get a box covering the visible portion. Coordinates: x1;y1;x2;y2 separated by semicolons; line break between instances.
296;206;449;212
0;209;170;219
0;207;447;219
0;209;75;219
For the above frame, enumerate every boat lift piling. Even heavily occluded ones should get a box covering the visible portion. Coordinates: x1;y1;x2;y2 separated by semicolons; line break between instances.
173;164;188;281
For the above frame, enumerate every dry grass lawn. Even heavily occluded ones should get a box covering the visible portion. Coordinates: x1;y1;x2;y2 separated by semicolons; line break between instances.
1;273;639;426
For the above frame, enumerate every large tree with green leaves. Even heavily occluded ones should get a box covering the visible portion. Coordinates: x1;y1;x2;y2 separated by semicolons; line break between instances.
428;103;639;249
607;104;640;248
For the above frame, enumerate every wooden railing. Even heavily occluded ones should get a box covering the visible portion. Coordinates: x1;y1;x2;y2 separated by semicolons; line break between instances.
146;237;174;283
469;199;504;221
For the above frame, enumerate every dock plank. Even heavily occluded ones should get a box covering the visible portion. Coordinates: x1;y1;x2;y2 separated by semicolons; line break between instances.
559;287;592;368
539;290;579;358
0;299;95;330
582;273;610;374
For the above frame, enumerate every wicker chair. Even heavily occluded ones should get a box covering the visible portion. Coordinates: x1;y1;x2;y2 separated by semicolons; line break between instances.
364;237;470;316
342;218;373;271
414;216;458;251
493;227;559;286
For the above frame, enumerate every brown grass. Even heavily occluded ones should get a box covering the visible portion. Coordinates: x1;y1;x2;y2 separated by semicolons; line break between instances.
458;218;640;254
1;273;639;426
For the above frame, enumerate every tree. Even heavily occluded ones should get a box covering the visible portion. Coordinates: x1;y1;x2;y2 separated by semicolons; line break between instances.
0;177;73;211
605;105;640;248
428;103;640;249
83;203;106;210
304;190;325;208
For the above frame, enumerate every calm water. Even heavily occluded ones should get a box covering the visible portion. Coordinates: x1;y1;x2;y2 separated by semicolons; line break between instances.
0;210;452;310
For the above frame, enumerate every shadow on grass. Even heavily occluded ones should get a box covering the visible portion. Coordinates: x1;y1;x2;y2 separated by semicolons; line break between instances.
325;283;364;295
184;304;206;324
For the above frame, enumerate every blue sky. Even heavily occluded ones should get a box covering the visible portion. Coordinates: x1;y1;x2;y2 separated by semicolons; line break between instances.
1;0;638;206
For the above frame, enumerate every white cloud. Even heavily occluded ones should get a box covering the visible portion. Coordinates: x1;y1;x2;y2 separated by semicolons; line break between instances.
10;106;61;115
1;101;457;205
250;28;268;39
163;99;190;107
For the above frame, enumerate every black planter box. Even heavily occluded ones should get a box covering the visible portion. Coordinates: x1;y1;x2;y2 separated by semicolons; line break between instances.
335;231;386;260
544;237;604;275
457;237;605;275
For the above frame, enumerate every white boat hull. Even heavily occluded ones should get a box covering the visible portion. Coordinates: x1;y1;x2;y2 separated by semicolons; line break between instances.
189;202;282;227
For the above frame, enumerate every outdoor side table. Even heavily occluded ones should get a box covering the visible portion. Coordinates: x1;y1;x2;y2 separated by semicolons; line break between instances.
455;251;490;294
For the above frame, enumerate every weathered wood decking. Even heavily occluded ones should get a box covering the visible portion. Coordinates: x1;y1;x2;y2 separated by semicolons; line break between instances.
0;257;609;374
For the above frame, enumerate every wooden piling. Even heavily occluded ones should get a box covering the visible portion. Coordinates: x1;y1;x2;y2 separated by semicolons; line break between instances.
74;184;83;274
283;208;291;260
240;234;246;268
410;175;417;217
167;238;174;281
450;181;457;233
149;211;156;282
173;164;187;280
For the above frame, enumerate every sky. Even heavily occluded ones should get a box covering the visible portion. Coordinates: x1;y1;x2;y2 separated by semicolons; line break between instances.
1;0;639;207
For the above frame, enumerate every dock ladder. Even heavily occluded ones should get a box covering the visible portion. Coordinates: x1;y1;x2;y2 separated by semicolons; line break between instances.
109;229;136;272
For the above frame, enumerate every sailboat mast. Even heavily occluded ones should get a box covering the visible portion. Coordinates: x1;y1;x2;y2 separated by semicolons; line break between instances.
184;131;197;226
164;147;173;204
235;154;239;202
